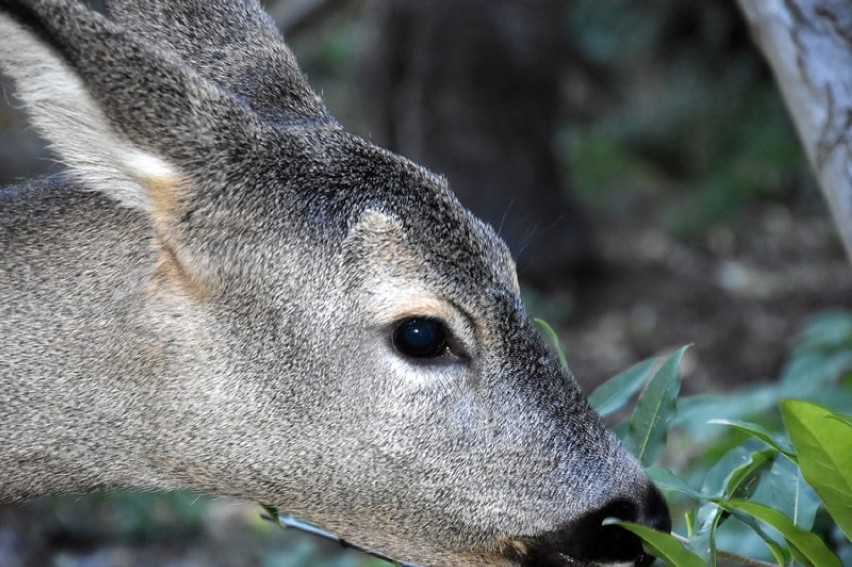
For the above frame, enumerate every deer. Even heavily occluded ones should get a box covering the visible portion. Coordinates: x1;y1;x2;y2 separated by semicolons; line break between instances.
0;1;671;565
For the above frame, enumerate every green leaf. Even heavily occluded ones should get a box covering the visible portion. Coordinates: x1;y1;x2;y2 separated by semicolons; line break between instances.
688;501;721;565
689;445;774;564
762;539;789;567
589;359;657;417
719;447;776;499
761;457;821;531
794;311;852;352
674;386;779;438
708;419;795;458
829;413;852;428
684;509;695;538
729;512;789;567
602;520;704;567
646;468;705;500
627;346;687;466
778;349;852;396
260;503;280;519
534;318;569;371
723;500;842;567
781;400;852;539
701;441;773;499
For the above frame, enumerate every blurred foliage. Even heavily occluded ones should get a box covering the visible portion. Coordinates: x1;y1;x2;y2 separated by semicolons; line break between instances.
588;310;852;566
262;539;389;567
28;489;386;567
45;491;207;542
560;0;813;240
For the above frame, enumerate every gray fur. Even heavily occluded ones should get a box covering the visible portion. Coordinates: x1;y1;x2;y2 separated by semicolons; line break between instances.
0;1;668;565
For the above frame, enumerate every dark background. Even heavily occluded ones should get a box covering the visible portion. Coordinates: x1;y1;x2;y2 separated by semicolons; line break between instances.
1;0;850;565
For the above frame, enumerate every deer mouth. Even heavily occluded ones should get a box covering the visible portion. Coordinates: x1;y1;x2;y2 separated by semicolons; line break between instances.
516;553;654;567
504;551;654;567
502;491;670;567
499;526;657;567
507;550;653;567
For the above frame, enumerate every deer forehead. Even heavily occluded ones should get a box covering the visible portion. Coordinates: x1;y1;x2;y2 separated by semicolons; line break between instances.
346;207;520;296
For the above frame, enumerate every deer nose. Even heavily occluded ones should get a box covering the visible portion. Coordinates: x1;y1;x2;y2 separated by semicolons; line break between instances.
521;485;671;566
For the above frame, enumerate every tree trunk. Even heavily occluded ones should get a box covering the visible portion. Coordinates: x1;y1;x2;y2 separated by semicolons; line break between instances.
738;0;852;262
358;0;593;287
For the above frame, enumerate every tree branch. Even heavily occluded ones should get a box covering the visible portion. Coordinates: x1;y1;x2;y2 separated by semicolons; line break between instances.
737;0;852;263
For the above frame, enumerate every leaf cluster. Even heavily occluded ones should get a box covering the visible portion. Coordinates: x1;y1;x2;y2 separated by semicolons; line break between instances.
589;312;852;566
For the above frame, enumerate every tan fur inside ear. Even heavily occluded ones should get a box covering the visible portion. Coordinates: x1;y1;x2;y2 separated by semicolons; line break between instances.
142;171;183;223
148;237;211;300
141;173;213;300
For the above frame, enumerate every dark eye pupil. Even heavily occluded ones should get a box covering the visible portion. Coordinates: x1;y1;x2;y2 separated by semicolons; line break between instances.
393;318;447;358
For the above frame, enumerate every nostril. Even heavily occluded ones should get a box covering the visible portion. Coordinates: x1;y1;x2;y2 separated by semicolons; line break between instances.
521;488;672;567
520;499;643;566
565;498;645;564
646;484;673;534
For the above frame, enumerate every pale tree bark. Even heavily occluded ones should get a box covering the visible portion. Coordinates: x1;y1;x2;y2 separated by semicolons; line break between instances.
738;0;852;262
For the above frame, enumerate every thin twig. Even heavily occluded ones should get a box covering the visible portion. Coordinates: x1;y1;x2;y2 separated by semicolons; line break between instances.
261;507;421;567
671;532;778;567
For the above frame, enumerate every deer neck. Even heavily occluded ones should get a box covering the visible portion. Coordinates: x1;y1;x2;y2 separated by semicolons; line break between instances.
0;179;177;500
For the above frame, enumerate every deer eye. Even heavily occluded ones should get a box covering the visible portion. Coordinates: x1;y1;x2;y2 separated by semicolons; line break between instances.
392;318;448;358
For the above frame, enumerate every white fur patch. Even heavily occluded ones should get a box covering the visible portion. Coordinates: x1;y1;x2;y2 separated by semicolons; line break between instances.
123;149;179;189
0;13;176;211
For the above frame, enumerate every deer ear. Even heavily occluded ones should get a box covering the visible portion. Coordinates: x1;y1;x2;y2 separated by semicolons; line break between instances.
0;6;180;212
0;1;266;292
0;0;267;213
106;0;326;121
